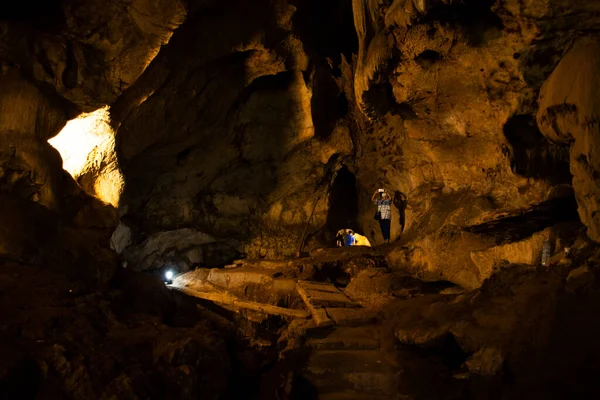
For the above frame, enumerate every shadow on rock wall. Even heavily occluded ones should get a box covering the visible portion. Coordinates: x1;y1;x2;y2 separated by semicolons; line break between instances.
111;0;358;270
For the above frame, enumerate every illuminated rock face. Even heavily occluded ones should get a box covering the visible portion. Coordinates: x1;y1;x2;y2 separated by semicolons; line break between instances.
537;38;600;241
48;107;123;207
0;0;599;264
2;1;600;399
96;0;598;271
112;0;358;263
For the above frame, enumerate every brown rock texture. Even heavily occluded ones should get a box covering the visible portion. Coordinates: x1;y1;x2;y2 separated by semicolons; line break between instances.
112;0;358;263
2;0;600;396
537;38;600;241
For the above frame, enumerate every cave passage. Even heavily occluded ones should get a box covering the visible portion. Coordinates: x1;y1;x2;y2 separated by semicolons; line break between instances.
326;166;359;240
503;114;571;184
464;195;582;244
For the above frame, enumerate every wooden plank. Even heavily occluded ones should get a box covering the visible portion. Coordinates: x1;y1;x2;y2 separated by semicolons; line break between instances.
312;308;335;327
298;281;341;294
297;281;359;308
296;283;335;327
171;286;310;319
325;308;376;327
305;290;359;308
296;282;314;308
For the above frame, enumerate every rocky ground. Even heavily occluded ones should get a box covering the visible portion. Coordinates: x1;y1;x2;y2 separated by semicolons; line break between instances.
160;236;600;399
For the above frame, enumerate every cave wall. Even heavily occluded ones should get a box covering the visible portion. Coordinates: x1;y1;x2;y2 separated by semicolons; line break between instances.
0;0;192;275
346;0;600;284
2;0;600;276
0;3;238;398
113;0;357;266
105;0;600;273
537;37;600;242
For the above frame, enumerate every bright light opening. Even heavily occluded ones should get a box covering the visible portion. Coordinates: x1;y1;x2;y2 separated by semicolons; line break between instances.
165;270;174;280
48;107;124;207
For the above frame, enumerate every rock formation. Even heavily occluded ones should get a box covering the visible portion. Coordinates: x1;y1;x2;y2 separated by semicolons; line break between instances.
537;38;600;242
2;0;600;398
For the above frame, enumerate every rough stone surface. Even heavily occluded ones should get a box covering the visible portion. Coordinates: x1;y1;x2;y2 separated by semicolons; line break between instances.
465;347;504;376
0;262;232;400
122;228;218;272
381;260;600;399
566;264;595;293
3;0;600;398
537;38;600;242
469;228;550;278
49;107;124;207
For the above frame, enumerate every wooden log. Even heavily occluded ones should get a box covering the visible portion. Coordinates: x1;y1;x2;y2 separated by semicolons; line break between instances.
297;281;360;308
298;281;341;293
171;286;310;319
296;283;335;327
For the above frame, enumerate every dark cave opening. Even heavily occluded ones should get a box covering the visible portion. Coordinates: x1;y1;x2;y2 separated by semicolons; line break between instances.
326;165;359;241
0;0;65;33
415;50;442;69
290;0;358;62
421;0;503;47
312;61;348;139
464;195;582;245
362;80;417;120
503;114;572;184
362;81;397;119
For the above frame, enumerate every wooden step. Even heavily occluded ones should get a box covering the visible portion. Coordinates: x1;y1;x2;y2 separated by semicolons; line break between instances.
297;281;360;309
325;307;377;327
306;326;379;350
303;350;398;395
170;286;310;319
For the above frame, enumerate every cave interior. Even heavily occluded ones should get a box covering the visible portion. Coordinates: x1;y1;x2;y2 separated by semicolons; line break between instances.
2;0;600;399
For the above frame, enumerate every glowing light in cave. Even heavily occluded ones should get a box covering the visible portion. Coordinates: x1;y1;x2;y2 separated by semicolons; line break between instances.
48;107;124;207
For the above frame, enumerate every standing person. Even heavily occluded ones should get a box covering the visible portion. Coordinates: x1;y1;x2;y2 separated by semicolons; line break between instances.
372;189;392;244
345;230;356;246
335;229;346;247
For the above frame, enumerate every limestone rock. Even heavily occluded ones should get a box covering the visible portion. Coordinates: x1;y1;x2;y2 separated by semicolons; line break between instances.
122;228;217;271
387;227;492;289
537;38;600;242
112;0;356;259
464;347;504;377
345;268;430;305
395;324;452;348
48;107;124;207
110;222;132;254
566;265;595;293
0;134;64;212
469;229;551;278
0;69;67;139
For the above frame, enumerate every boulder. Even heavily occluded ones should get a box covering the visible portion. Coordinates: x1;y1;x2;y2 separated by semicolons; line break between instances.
469;229;550;278
0;69;67;139
464;347;504;377
566;265;596;293
110;222;132;254
537;38;600;242
345;268;429;305
122;228;216;271
0;134;65;212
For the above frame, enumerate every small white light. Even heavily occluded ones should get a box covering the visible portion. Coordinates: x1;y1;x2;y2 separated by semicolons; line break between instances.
165;270;174;280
